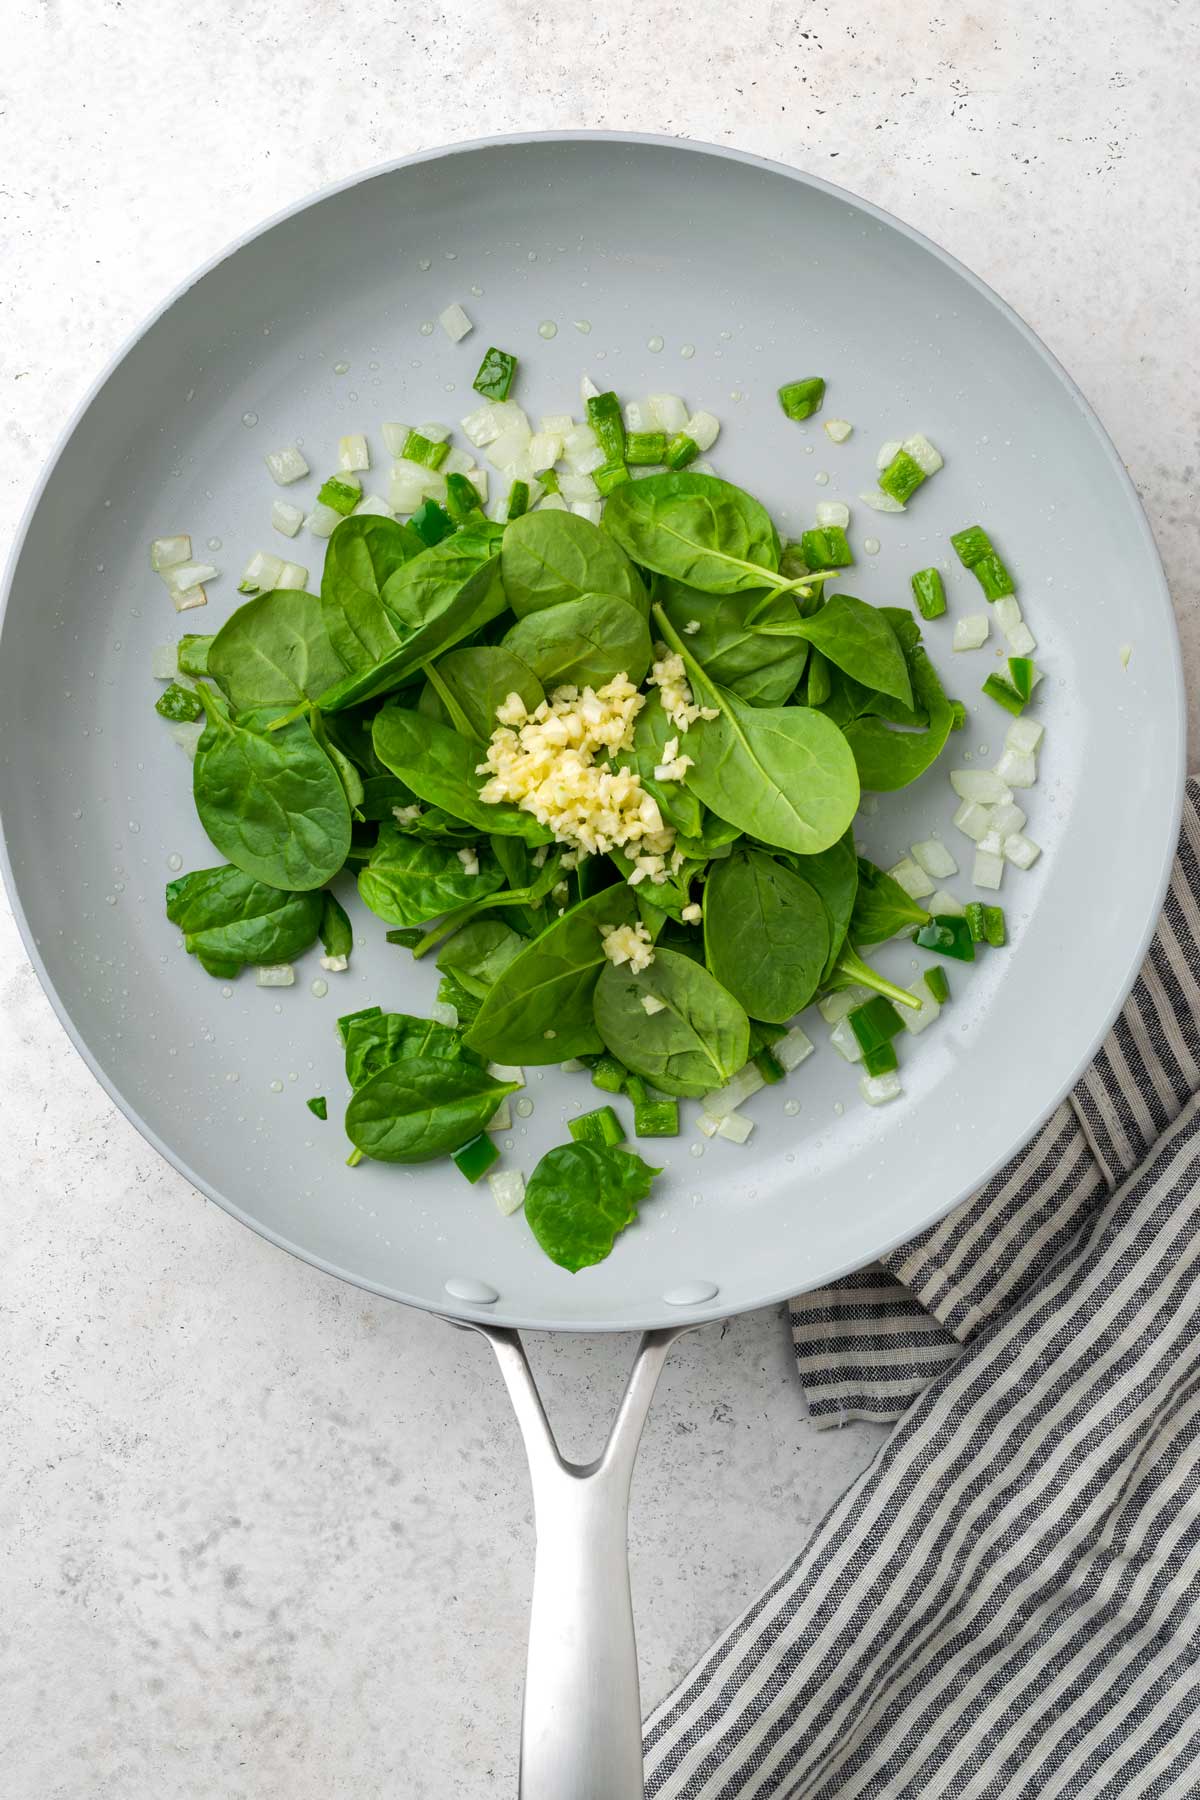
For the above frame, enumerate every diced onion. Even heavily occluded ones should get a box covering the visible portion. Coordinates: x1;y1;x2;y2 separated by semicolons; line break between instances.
903;433;943;474
648;393;688;433
571;445;607;476
950;769;1011;804
1004;831;1042;870
776;1025;815;1071
900;981;941;1035
338;434;370;472
429;999;459;1027
973;848;1005;890
580;374;601;402
151;643;178;680
272;500;304;537
489;1063;524;1084
562;422;599;462
486;423;534;471
815;501;850;529
443;446;475;476
319;953;348;972
488;1168;526;1215
830;1017;864;1063
238;551;284;593
167;720;205;758
717;1111;754;1144
150;534;191;571
888;856;936;900
976;828;1004;856
418;422;452;443
929;888;965;916
486;1099;512;1133
988;801;1027;843
528;431;563;472
860;1070;902;1106
438;303;474;342
859;487;906;514
911;838;958;879
382;422;411;457
461;405;503;447
953;614;990;652
305;502;343;539
624;399;650;432
354;494;394;519
993;746;1037;789
536;494;569;511
558;470;599;502
876;438;903;470
994;595;1036;655
702;1062;765;1119
469;468;489;503
952;798;994;842
170;585;207;613
255;963;295;987
571;500;603;524
1006;717;1044;755
818;986;869;1024
687;410;720;452
264;446;309;485
641;994;667;1015
697;1113;720;1138
824;419;853;442
275;561;308;590
164;561;218;592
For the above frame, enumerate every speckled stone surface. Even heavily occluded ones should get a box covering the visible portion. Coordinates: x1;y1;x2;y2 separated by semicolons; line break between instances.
2;4;1196;1795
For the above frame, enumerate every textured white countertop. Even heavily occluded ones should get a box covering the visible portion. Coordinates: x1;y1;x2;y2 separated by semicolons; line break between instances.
2;4;1196;1796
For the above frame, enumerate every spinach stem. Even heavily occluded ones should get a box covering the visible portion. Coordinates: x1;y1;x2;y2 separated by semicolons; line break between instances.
265;699;310;732
421;660;482;742
831;946;921;1011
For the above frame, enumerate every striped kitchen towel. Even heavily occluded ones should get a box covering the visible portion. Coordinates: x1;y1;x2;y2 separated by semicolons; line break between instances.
643;778;1200;1799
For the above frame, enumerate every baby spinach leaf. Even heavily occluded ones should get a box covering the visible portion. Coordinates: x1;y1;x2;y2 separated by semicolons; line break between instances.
192;691;351;891
208;589;346;712
320;514;423;672
345;1056;519;1162
342;1009;483;1090
319;889;354;962
357;775;418;820
753;593;913;708
651;607;859;854
603;471;780;594
165;864;323;978
502;593;652;690
655;579;808;706
418;645;544;742
593;948;750;1097
610;687;703;839
843;644;954;790
703;849;830;1022
465;884;639;1064
849;857;931;944
310;706;365;815
318;548;507;714
381;529;500;631
358;824;503;927
501;509;648;618
435;918;526;998
524;1143;659;1273
787;830;859;979
372;706;552;844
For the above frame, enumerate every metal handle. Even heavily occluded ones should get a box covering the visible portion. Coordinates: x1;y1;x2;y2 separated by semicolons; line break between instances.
473;1325;685;1800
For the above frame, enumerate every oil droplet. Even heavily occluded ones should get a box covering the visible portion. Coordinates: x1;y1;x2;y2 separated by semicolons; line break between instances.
207;536;222;552
573;319;591;334
680;344;695;359
419;321;435;336
105;894;117;906
527;251;538;263
783;1098;801;1116
333;360;350;373
269;1079;284;1093
538;320;557;340
444;249;458;261
311;978;328;998
690;1142;706;1158
221;986;233;999
241;411;258;428
863;537;881;555
167;852;183;871
833;1101;845;1117
730;390;744;402
515;1097;534;1118
288;1072;298;1083
225;1070;239;1082
647;335;665;353
814;471;830;486
418;257;432;271
470;284;484;297
720;329;732;340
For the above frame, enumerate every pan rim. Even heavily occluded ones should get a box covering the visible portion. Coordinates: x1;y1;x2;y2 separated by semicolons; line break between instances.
0;129;1185;1331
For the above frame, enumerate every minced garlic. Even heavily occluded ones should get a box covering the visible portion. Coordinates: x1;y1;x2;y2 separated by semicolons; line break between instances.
645;648;719;735
652;735;693;783
476;675;676;859
600;920;655;973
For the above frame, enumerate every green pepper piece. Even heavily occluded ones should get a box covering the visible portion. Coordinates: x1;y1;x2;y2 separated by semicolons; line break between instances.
409;499;454;546
778;377;826;421
753;1045;787;1084
155;681;203;723
306;1096;328;1120
401;430;450;471
506;479;531;520
444;471;483;526
594;462;631;495
318;476;361;516
981;673;1026;716
635;1100;680;1137
799;526;853;570
862;1040;899;1077
625;430;667;466
923;965;951;1004
913;915;976;962
452;1132;500;1183
982;904;1007;948
590;1054;627;1094
569;1104;625;1148
848;994;906;1054
1008;657;1038;701
878;448;927;505
911;567;947;620
472;347;517;402
586;391;626;464
950;524;993;568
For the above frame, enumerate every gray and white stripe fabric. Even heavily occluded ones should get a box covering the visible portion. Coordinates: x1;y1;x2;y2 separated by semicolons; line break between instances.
643;779;1200;1798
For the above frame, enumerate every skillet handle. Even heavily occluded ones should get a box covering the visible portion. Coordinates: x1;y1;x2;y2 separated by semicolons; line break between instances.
473;1325;685;1800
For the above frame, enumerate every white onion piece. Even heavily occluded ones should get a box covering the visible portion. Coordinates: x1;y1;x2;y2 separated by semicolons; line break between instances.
929;888;965;916
255;963;295;987
900;982;941;1035
338;434;369;472
264;446;308;485
1006;716;1044;755
354;495;393;519
702;1062;765;1119
571;500;603;524
438;303;473;342
717;1111;754;1144
994;746;1037;788
824;418;853;442
911;838;958;879
859;487;906;514
486;1099;512;1134
973;848;1005;890
442;446;475;476
830;1018;864;1063
489;1169;526;1215
275;562;308;590
951;768;1011;804
1004;832;1042;870
888;856;936;900
815;500;850;529
988;801;1027;843
953;799;994;842
903;433;943;474
167;720;204;758
648;393;688;433
151;643;178;680
271;500;304;537
953;614;990;651
776;1025;815;1071
876;438;903;470
860;1071;902;1106
580;374;601;402
170;585;207;613
687;410;720;452
382;422;411;457
150;534;191;571
305;502;343;539
238;551;283;594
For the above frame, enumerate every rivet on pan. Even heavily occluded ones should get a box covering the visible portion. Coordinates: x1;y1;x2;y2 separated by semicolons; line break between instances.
662;1281;719;1307
444;1276;500;1305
